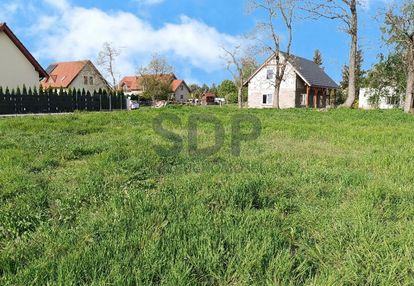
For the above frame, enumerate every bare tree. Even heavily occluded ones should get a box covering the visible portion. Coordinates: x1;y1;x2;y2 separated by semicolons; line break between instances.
303;0;360;108
382;1;414;113
96;42;121;89
249;0;295;109
222;45;256;108
138;54;174;103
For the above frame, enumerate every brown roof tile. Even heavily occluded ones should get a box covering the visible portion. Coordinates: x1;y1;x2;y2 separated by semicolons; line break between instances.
41;60;89;89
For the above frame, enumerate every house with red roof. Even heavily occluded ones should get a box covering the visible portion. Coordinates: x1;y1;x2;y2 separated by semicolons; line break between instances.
0;23;47;89
41;60;110;94
119;74;190;103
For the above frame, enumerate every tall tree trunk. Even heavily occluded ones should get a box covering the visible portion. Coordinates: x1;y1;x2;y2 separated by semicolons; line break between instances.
404;47;414;113
238;86;243;109
273;81;281;109
343;1;358;108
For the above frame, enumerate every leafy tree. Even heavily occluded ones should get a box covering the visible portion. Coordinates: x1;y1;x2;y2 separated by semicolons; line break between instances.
382;1;414;113
210;83;218;95
340;49;365;99
363;53;406;107
138;54;174;102
201;84;209;92
218;80;237;98
313;49;323;66
189;84;203;99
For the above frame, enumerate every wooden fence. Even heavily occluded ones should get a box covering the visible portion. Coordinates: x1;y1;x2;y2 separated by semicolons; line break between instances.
0;89;127;115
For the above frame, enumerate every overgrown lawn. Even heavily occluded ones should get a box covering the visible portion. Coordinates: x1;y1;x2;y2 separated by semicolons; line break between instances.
1;107;414;285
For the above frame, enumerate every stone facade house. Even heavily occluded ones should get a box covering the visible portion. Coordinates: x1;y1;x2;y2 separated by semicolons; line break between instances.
41;60;110;94
0;23;48;89
246;53;338;109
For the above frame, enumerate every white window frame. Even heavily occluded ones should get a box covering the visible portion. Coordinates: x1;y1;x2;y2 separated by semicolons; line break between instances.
263;94;273;105
266;69;274;80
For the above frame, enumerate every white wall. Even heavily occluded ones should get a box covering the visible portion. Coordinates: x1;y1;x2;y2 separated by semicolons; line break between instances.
248;57;297;109
0;32;40;90
69;62;109;94
359;88;402;110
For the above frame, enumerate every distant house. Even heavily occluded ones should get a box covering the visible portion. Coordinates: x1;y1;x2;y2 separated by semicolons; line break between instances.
0;23;47;89
119;76;140;95
119;74;190;103
246;53;338;109
171;79;191;103
201;91;216;105
359;87;403;110
41;60;110;94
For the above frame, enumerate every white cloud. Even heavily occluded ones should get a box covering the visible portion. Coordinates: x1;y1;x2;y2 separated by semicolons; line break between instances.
132;0;164;6
32;0;237;82
0;2;24;23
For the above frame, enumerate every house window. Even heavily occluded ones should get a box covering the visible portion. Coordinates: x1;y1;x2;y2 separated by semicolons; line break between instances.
266;69;274;80
180;94;184;99
300;94;307;106
386;96;399;105
263;94;272;105
180;85;184;90
89;76;94;85
84;76;88;85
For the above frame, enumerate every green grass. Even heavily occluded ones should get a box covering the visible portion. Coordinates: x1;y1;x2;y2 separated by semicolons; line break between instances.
1;106;414;285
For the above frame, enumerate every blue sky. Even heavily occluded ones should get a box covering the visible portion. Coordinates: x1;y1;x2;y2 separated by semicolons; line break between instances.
0;0;391;86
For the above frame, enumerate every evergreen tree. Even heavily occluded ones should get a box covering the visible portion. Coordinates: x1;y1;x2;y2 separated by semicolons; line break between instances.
340;49;365;101
210;83;218;95
313;49;323;66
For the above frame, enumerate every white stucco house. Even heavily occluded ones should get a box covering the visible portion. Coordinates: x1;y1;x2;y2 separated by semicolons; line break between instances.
119;74;191;103
359;87;403;110
246;53;338;109
41;60;110;94
0;23;48;89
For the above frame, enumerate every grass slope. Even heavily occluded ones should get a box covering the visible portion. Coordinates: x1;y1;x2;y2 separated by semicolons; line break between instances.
1;107;414;285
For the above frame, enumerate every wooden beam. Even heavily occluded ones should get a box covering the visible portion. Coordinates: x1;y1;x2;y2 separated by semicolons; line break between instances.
314;88;318;108
306;85;310;108
327;89;331;107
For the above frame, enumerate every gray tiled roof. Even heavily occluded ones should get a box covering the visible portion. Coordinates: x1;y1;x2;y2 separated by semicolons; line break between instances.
287;54;339;89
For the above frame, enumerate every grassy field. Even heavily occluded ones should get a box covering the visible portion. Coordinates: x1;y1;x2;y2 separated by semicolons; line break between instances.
1;106;414;285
